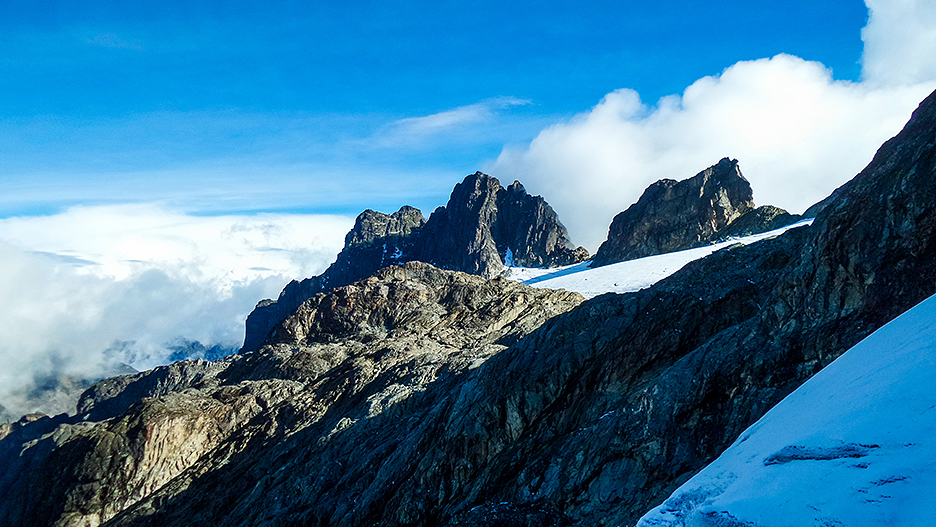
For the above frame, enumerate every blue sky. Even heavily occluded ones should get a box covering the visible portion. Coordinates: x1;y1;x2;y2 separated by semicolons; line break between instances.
0;0;871;218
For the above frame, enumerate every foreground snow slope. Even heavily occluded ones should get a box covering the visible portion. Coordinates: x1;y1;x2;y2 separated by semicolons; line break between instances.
507;219;812;298
637;292;936;527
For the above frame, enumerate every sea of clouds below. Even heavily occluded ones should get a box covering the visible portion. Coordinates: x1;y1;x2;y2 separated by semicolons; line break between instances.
0;207;352;419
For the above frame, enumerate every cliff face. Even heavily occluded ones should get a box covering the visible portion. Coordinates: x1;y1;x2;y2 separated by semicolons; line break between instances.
413;173;587;277
591;158;798;267
243;172;587;352
2;89;935;527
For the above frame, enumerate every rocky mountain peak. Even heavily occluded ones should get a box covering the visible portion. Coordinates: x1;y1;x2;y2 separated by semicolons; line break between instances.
591;157;769;267
415;172;588;277
242;172;586;352
326;205;426;287
344;206;425;247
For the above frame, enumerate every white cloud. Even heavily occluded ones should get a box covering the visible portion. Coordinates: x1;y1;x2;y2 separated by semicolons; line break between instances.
489;0;936;251
0;204;352;284
862;0;936;86
0;206;352;418
380;96;532;146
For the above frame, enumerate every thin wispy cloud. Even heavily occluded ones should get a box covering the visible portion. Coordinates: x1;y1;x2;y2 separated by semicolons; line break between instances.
379;96;533;146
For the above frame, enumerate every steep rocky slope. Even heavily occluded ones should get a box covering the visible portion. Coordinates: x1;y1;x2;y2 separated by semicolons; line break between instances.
0;264;583;527
637;292;936;527
591;157;799;267
1;89;934;527
243;172;587;352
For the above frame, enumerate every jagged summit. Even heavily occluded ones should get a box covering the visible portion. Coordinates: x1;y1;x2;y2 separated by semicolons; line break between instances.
414;171;588;277
591;157;799;267
242;172;588;352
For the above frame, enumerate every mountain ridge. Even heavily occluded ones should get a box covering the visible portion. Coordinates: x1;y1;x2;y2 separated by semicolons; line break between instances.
242;172;588;352
591;157;800;267
1;88;934;526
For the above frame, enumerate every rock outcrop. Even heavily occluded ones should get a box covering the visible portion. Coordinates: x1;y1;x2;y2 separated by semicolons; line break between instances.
243;172;586;352
717;204;801;239
591;158;791;267
2;89;935;527
242;205;427;352
413;174;588;276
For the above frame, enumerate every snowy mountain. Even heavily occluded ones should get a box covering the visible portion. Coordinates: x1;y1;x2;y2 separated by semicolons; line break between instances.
638;292;936;527
508;219;813;298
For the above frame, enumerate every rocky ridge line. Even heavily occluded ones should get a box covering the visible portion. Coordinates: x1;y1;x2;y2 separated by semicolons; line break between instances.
243;172;587;352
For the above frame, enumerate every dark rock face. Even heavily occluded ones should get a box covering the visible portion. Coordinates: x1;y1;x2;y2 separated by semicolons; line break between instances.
4;90;936;527
414;173;588;276
496;180;591;269
718;205;801;239
591;157;756;267
412;173;504;278
243;172;586;352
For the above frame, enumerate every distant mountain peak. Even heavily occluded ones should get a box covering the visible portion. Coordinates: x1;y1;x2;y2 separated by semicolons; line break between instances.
242;171;587;351
590;157;799;267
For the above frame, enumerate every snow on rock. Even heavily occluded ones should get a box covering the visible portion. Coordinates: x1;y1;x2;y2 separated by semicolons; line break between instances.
506;219;813;298
636;291;936;527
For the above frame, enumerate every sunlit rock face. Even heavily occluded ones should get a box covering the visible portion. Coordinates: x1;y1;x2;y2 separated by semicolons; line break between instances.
0;262;585;527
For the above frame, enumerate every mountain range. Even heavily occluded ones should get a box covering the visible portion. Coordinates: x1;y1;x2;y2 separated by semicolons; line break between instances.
1;87;935;527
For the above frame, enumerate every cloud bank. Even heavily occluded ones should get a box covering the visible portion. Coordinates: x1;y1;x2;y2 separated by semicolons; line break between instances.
0;206;352;419
490;0;936;251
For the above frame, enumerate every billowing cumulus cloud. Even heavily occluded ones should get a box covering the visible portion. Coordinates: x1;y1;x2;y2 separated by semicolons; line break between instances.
490;0;936;251
862;0;936;86
0;206;352;419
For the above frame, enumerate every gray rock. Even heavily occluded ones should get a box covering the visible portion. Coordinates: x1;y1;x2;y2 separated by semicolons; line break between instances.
591;157;755;267
243;172;586;352
717;204;801;239
414;173;588;277
242;205;426;352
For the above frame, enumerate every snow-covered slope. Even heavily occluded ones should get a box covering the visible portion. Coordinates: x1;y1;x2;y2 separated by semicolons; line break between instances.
636;292;936;527
507;219;812;298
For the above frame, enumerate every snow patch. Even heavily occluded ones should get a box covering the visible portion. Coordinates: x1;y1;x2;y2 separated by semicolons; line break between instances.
506;219;812;298
503;247;515;267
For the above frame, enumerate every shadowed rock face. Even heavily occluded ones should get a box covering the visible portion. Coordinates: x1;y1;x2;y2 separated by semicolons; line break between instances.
243;172;587;352
414;173;588;277
3;89;935;527
591;157;756;267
